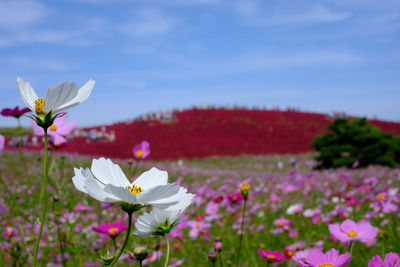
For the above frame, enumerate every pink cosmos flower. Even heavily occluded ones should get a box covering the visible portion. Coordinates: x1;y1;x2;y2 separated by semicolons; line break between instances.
2;227;17;240
31;113;77;146
368;252;400;267
329;219;379;244
382;202;398;213
92;221;128;237
274;218;291;228
132;141;151;159
205;202;219;215
257;249;285;262
269;193;280;202
1;106;30;118
74;203;93;212
0;134;4;156
143;251;163;264
187;216;211;239
293;248;351;267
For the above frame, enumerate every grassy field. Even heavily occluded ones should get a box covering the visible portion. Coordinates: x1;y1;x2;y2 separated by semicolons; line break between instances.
0;151;398;266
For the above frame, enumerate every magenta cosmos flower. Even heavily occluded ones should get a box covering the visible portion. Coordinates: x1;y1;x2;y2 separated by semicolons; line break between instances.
92;221;128;237
132;141;151;159
293;248;351;267
329;219;378;244
31;113;77;146
257;249;286;262
368;253;400;267
1;106;30;118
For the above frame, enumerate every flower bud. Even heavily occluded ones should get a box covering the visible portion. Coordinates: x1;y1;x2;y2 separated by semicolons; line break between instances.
133;246;149;262
99;251;115;265
208;252;217;263
214;241;223;252
240;183;250;198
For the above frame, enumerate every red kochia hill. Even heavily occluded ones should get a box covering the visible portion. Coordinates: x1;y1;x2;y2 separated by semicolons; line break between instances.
60;108;400;160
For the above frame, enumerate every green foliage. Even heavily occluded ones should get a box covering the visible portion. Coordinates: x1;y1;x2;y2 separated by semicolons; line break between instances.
312;118;400;169
0;127;32;137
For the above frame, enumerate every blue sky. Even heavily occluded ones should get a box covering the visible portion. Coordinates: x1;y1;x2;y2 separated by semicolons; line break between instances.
0;0;399;127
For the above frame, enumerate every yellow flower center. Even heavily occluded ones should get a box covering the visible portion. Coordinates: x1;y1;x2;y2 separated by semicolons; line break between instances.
378;194;386;201
125;184;143;195
317;264;334;267
108;227;119;234
50;124;57;131
347;230;358;237
287;250;294;256
278;222;284;227
136;150;144;157
267;255;276;259
34;98;45;114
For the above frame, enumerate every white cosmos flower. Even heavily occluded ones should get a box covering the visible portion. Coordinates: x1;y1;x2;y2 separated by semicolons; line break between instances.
134;208;187;237
72;158;194;210
17;77;95;115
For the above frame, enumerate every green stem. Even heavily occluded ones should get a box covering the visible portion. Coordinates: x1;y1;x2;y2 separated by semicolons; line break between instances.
218;251;224;267
111;236;118;250
132;159;141;178
33;129;49;267
235;198;247;267
109;211;133;266
348;241;354;256
17;118;30;188
163;236;170;267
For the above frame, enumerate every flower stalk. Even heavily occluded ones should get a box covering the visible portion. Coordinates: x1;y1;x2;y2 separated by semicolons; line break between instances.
235;183;249;267
108;210;133;266
163;236;170;267
235;197;247;266
33;128;49;267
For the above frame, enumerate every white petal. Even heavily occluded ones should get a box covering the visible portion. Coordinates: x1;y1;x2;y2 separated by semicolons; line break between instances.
136;183;180;204
163;192;194;211
91;158;130;187
72;168;89;193
103;184;138;204
133;167;168;190
44;82;78;113
56;79;95;111
84;172;119;202
147;186;194;211
16;77;37;111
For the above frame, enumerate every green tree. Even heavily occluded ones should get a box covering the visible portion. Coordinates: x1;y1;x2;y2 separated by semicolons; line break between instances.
311;118;400;169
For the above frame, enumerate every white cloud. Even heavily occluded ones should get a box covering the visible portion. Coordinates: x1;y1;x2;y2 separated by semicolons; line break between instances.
0;0;47;30
235;0;257;17
121;9;175;36
236;2;351;26
2;56;72;71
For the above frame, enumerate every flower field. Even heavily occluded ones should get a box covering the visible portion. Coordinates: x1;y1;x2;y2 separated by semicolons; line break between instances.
5;108;400;160
1;151;399;266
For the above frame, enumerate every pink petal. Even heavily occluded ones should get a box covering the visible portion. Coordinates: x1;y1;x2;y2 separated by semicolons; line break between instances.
53;113;68;127
31;121;44;136
340;219;357;233
57;121;77;135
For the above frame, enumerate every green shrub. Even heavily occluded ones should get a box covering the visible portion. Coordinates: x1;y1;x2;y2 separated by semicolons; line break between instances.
311;118;400;169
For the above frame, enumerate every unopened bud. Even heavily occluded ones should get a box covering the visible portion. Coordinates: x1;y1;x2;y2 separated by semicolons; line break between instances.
214;241;223;252
133;246;149;262
240;183;250;198
208;252;217;263
99;251;115;265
